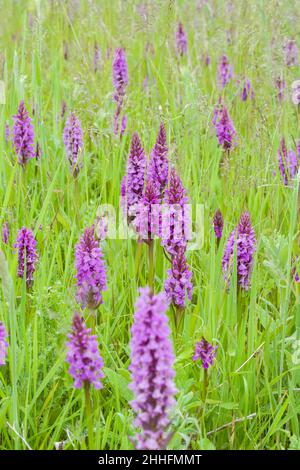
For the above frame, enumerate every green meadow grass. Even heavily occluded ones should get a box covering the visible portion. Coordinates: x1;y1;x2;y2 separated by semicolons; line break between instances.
0;0;299;450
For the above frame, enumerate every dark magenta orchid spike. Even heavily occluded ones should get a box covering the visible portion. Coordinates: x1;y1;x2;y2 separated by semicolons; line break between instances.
213;98;237;152
148;122;169;197
112;48;128;96
217;55;233;88
13;101;35;166
284;39;298;67
275;78;286;102
112;48;128;136
135;178;161;242
129;287;176;450
164;248;193;308
63;112;83;177
121;132;146;223
193;337;217;369
241;78;254;101
175;22;188;56
277;138;299;185
75;226;107;310
161;167;189;256
66;313;104;389
213;209;224;240
14;227;38;288
222;212;256;290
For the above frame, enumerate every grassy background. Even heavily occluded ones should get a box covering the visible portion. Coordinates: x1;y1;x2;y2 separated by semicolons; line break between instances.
0;0;299;450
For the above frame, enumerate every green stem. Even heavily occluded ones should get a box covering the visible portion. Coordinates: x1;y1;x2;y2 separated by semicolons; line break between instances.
84;383;94;450
202;368;209;402
87;309;96;334
26;290;32;326
135;242;143;279
175;306;184;334
148;240;154;290
74;177;80;225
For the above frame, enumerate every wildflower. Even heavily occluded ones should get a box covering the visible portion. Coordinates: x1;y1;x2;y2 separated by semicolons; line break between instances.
94;215;109;241
93;42;101;73
205;54;211;66
2;222;9;244
75;227;107;310
193;337;217;369
0;322;8;366
148;123;169;196
241;78;254;101
291;80;300;106
213;209;224;240
135;179;161;242
5;122;10;143
120;115;127;136
66;313;104;389
217;55;233;88
277;138;299;185
213;99;237;152
161;168;189;256
222;212;256;290
164;248;193;308
112;48;128;98
284;39;298;67
63;113;83;176
121;133;146;223
275;78;286;102
14;227;38;288
278;138;288;185
175;23;188;56
13;101;35;166
288;150;298;179
129;287;176;450
112;48;128;136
